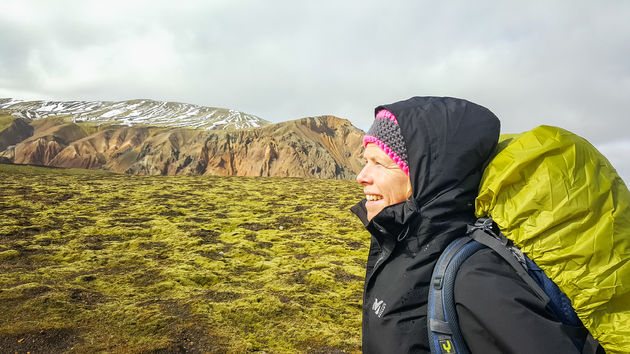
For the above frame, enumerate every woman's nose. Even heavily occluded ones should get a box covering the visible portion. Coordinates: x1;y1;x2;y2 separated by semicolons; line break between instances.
356;165;370;185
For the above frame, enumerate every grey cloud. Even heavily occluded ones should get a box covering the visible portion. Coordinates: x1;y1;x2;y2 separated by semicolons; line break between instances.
1;0;629;146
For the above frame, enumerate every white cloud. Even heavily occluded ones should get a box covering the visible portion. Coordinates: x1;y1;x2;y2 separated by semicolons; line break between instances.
0;0;628;146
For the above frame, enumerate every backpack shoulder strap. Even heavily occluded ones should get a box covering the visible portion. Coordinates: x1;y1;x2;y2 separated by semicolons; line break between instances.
428;236;484;354
467;219;550;303
428;218;550;354
429;218;590;354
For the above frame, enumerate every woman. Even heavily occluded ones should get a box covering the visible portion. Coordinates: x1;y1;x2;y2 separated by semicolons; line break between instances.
351;96;595;353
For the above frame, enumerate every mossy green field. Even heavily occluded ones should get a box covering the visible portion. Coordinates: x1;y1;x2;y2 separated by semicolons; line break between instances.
0;164;367;353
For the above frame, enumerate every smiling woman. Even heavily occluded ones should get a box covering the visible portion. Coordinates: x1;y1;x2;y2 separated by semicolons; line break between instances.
350;96;606;353
350;97;502;352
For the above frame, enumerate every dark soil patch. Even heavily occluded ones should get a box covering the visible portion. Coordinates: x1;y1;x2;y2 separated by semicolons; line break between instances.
22;285;53;297
94;264;141;277
243;232;257;242
177;224;197;231
14;226;48;237
205;290;241;302
345;240;364;250
82;234;125;249
353;258;367;268
0;249;50;271
68;288;106;306
0;328;81;353
275;293;292;304
193;229;221;243
12;186;34;197
132;270;163;287
239;222;272;231
35;237;54;246
145;250;171;261
138;241;168;250
285;241;303;248
291;269;309;284
232;264;259;274
276;215;306;228
304;232;325;239
116;217;154;224
49;192;77;204
335;218;358;228
72;216;93;225
307;346;351;354
186;217;211;223
333;269;362;282
256;241;273;249
0;203;18;212
159;210;185;217
198;250;223;259
76;274;97;282
143;300;232;352
148;325;230;353
83;239;106;250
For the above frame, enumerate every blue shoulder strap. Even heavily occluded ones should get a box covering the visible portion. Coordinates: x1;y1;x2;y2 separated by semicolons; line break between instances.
428;218;585;354
427;236;484;354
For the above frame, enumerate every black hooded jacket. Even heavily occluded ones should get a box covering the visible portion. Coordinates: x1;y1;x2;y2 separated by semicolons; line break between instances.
351;96;501;352
351;97;601;353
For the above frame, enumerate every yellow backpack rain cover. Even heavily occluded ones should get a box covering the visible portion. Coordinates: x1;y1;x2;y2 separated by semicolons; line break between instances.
475;125;630;353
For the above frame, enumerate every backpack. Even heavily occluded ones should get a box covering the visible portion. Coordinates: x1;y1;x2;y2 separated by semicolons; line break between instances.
427;218;595;354
428;126;630;354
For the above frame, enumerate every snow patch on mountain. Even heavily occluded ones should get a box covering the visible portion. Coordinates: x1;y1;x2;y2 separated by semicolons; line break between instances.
0;98;269;131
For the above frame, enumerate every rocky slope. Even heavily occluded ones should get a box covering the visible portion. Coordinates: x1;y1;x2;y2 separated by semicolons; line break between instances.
0;113;365;179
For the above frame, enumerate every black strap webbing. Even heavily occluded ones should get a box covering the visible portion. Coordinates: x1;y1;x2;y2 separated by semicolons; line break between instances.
468;228;550;303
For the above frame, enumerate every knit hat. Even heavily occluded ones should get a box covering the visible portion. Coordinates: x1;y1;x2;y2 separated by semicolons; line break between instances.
363;109;409;175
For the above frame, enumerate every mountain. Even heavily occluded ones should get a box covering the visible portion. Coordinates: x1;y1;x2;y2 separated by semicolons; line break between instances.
0;98;269;130
0;99;365;179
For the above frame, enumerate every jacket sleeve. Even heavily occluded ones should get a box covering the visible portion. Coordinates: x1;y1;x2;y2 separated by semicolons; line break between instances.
453;248;589;354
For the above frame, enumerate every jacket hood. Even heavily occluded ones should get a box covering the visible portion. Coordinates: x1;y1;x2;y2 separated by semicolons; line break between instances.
353;96;500;240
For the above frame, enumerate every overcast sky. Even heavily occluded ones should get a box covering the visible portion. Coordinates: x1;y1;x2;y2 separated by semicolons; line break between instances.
1;0;629;182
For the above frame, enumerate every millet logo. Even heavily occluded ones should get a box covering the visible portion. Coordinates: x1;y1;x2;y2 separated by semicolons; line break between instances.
372;298;386;318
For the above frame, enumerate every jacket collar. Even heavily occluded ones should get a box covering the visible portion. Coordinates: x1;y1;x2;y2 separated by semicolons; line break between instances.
351;198;420;245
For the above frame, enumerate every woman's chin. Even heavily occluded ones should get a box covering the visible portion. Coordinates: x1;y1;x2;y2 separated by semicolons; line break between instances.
365;201;385;221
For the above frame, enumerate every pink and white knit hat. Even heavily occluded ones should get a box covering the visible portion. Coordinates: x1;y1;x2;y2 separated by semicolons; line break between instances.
363;109;409;175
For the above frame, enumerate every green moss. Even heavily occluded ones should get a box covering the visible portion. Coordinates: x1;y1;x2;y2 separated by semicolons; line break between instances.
0;164;366;353
0;249;19;260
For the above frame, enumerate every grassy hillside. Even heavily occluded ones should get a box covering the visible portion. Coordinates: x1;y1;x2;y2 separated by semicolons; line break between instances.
0;164;367;353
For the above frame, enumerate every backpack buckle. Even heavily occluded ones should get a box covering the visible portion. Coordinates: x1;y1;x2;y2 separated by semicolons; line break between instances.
467;217;508;246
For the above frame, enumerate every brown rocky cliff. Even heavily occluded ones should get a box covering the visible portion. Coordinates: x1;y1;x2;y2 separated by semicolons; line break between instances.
13;118;88;166
124;128;208;175
0;115;365;179
190;116;363;179
50;126;151;170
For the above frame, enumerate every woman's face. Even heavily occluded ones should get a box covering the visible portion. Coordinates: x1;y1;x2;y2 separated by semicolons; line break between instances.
356;143;412;221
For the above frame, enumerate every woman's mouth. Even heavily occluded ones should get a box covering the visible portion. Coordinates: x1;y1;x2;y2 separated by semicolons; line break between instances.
366;194;383;201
